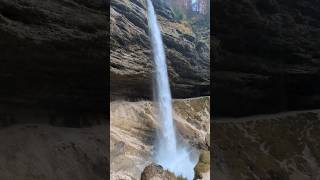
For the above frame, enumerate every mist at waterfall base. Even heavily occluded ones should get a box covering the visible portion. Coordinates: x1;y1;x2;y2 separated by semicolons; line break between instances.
146;0;197;179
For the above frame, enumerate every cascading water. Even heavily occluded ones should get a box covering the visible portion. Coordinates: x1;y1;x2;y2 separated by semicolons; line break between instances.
146;0;196;179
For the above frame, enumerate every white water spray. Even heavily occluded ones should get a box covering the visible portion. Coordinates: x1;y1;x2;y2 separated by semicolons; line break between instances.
146;0;196;179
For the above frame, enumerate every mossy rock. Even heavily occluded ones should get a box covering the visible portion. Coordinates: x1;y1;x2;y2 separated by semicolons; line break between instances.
141;163;187;180
176;175;187;180
194;150;210;179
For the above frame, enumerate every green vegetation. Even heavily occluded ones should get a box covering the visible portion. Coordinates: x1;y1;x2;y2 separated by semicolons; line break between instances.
172;7;186;21
168;0;209;23
176;175;187;180
175;21;193;34
165;170;187;180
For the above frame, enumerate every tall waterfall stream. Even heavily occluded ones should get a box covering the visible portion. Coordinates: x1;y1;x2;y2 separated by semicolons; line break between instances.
146;0;196;179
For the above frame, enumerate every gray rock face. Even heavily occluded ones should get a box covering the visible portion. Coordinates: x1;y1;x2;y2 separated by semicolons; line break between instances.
0;0;107;118
110;0;210;100
213;0;320;116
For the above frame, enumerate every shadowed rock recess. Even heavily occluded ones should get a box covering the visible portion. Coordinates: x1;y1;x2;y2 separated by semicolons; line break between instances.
213;0;320;117
0;0;108;126
110;0;210;100
211;1;320;179
0;0;108;179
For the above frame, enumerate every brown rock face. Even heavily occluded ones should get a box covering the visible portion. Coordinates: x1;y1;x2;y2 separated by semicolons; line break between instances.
213;0;320;117
110;0;210;100
0;0;107;124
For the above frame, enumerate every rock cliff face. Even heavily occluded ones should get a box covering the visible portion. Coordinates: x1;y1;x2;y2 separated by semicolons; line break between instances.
213;110;320;180
110;97;210;179
0;0;107;120
110;0;210;99
213;0;320;116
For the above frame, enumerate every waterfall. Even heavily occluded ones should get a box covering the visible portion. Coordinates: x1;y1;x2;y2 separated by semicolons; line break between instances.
146;0;196;179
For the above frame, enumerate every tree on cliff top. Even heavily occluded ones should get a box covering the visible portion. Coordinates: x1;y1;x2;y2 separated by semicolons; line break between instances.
168;0;210;20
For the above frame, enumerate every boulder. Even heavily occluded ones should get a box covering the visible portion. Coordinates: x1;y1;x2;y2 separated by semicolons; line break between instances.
141;163;179;180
